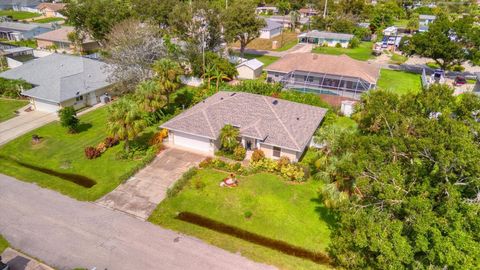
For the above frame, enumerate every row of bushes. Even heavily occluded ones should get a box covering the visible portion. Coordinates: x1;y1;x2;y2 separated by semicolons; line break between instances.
84;137;119;159
166;167;199;198
215;145;246;161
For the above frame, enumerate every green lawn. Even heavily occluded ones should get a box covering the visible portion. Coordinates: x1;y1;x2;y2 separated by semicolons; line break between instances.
0;98;28;122
0;10;40;20
0;235;8;253
377;69;422;95
33;17;64;23
0;106;157;201
244;53;280;67
149;169;333;270
394;19;409;27
312;42;374;61
0;39;37;48
275;38;298;52
390;53;408;65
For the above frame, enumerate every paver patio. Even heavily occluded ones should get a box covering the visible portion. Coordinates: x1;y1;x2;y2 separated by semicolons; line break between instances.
96;147;206;220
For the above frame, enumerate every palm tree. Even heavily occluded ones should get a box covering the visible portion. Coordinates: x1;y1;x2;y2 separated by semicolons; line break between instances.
201;64;216;90
220;124;239;152
107;97;147;153
134;80;167;112
152;59;184;104
212;68;230;92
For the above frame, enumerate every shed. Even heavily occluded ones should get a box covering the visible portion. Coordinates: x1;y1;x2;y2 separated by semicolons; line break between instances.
259;20;282;39
236;59;264;79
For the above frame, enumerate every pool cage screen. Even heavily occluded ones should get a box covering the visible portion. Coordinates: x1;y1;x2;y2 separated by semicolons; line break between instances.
279;70;376;99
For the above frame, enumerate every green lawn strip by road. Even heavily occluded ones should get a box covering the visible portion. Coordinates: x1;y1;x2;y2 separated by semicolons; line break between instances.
377;69;422;95
275;38;298;52
149;169;333;270
312;42;374;61
0;10;40;20
0;235;9;253
0;99;28;122
0;106;158;201
33;17;64;23
244;53;280;67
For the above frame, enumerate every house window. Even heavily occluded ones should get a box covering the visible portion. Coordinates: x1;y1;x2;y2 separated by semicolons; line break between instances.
76;95;83;101
273;146;281;157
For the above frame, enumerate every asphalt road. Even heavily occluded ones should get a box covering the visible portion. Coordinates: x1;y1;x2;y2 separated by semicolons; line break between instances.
0;174;275;270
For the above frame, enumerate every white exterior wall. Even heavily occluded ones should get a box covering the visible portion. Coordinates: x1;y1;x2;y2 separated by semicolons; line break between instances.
259;27;282;39
237;66;262;80
33;98;60;112
266;71;286;83
259;143;301;162
170;131;214;154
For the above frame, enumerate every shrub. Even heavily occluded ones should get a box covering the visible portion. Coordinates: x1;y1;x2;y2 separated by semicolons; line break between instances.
280;163;305;182
277;156;291;169
451;65;465;72
199;157;213;168
58;106;79;133
167;167;198;198
0;78;31;98
251;149;265;162
223;80;282;96
193;179;206;190
244;211;253;219
348;37;360;48
220;124;240;152
335;43;342;48
104;136;119;148
233;145;246;161
96;142;107;153
251;158;278;173
149;129;168;146
84;146;101;159
212;158;227;168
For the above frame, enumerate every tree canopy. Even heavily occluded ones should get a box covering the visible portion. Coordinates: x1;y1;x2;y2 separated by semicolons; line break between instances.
315;85;480;269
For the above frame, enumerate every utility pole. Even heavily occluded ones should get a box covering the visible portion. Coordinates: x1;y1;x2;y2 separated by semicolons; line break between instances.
323;0;328;18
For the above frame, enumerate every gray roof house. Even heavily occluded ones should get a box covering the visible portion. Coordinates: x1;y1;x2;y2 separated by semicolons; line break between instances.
418;14;436;32
259;19;283;39
0;53;111;112
298;30;354;48
0;21;54;41
161;91;327;161
236;58;264;79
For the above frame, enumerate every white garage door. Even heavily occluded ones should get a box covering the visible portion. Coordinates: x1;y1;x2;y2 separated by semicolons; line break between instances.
173;131;213;153
34;99;60;113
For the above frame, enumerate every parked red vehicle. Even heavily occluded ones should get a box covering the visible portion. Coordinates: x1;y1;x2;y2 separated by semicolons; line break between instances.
453;76;467;86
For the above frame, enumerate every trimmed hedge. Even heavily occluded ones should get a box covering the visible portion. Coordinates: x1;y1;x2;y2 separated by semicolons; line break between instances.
166;167;198;198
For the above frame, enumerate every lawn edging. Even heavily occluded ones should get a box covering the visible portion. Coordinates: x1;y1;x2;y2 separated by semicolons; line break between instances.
166;167;198;198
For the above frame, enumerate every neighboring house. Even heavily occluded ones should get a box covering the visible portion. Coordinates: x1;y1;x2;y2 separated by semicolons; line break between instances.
268;15;309;29
259;19;282;39
265;53;380;99
0;42;34;68
418;14;436;32
298;7;318;18
236;58;263;80
35;3;66;18
298;30;354;48
0;0;41;11
0;21;53;41
383;26;397;36
0;53;111;112
255;5;278;15
161;91;327;161
35;26;99;53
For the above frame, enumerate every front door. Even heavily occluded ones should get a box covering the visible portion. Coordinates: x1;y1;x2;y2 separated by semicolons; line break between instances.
245;138;255;150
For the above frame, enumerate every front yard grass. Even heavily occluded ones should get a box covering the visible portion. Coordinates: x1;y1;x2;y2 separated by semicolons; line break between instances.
377;69;422;95
33;17;64;23
312;42;374;61
0;235;8;253
149;169;333;270
0;106;157;201
0;98;28;122
0;10;40;20
232;31;298;52
244;53;280;67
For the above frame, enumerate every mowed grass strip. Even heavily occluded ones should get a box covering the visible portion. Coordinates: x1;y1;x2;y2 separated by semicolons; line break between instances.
312;42;374;61
0;98;28;122
149;169;333;270
377;69;422;95
0;106;155;201
0;10;40;20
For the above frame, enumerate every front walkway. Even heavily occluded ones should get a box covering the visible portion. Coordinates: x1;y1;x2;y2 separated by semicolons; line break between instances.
96;147;206;220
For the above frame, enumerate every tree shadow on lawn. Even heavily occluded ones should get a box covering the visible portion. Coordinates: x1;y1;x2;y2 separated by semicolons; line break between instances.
0;155;96;188
75;122;93;133
311;197;338;229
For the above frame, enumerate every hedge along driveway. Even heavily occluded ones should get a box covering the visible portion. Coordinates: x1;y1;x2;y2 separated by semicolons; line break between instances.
0;106;156;201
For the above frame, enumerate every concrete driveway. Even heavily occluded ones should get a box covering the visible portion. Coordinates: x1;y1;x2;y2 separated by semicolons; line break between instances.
0;110;57;146
0;174;274;270
96;147;206;220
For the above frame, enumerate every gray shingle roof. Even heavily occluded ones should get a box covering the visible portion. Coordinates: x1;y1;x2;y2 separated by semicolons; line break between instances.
298;30;354;41
237;58;263;70
262;19;282;31
0;21;52;32
0;53;110;103
161;91;327;152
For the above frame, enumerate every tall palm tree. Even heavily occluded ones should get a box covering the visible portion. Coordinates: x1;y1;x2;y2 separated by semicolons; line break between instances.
107;97;147;153
212;68;230;92
134;80;167;112
152;59;184;104
201;64;216;90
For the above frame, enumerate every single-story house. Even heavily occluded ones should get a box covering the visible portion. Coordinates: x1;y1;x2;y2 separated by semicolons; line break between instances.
236;59;264;79
161;91;327;161
268;15;309;28
0;0;41;11
35;3;66;18
474;73;480;93
259;19;282;39
35;26;99;53
0;21;54;41
298;30;354;48
299;7;318;18
255;5;278;15
419;14;436;26
0;53;111;112
0;42;34;68
265;53;380;99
